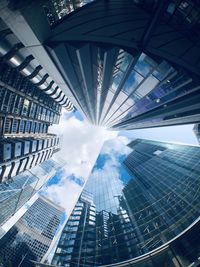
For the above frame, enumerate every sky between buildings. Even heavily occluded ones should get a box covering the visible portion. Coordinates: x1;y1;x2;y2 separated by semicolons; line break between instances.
1;109;198;234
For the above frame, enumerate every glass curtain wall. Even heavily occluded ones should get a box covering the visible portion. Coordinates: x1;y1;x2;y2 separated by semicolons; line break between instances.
52;139;200;266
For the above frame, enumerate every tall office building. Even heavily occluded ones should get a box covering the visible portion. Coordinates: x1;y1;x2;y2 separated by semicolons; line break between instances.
0;135;60;183
0;18;73;113
0;157;65;228
49;139;200;267
0;0;200;129
0;13;73;181
0;196;64;267
0;17;72;136
51;190;96;267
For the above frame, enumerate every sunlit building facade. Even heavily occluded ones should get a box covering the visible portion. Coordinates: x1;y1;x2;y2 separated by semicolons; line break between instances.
0;157;65;228
49;139;200;267
0;196;64;267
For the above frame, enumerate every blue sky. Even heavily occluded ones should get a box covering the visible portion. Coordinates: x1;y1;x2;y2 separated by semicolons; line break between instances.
120;124;198;146
36;112;199;214
1;108;198;234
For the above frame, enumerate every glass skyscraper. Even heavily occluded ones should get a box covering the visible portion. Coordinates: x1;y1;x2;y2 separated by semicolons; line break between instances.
0;0;200;129
0;196;64;267
49;139;200;267
0;12;73;182
0;157;65;228
1;0;199;129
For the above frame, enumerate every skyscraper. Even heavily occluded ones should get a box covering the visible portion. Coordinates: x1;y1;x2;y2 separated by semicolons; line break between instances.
0;18;73;113
0;13;73;181
0;0;199;129
0;157;65;228
0;135;60;183
0;196;64;267
49;139;200;267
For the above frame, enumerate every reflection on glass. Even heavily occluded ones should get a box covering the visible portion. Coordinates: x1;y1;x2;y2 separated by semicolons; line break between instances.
110;72;123;94
152;61;173;81
134;53;155;77
135;74;159;98
52;139;200;266
122;71;143;95
0;157;64;227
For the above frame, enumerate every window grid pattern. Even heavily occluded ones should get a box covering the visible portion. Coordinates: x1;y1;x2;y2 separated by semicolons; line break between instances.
52;140;200;266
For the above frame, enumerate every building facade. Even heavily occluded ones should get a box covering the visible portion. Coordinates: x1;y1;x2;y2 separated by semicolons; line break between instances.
0;135;60;183
49;139;200;267
0;17;73;112
0;196;64;267
0;0;199;129
0;16;69;182
51;190;96;267
43;0;96;26
0;157;65;228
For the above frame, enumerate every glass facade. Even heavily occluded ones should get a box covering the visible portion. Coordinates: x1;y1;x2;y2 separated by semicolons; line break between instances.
43;0;96;25
51;139;200;266
36;219;200;267
0;196;64;267
0;51;62;182
45;41;200;129
41;0;200;129
0;157;64;227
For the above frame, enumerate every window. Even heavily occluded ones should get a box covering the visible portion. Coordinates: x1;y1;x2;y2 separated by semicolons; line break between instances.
122;70;143;95
22;99;30;116
134;53;155;77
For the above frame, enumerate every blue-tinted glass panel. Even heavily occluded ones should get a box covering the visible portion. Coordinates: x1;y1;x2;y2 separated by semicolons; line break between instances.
122;71;143;95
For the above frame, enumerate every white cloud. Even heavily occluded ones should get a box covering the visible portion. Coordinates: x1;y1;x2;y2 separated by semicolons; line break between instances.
101;135;131;157
93;135;130;178
43;110;119;212
42;176;82;215
87;136;130;214
49;110;117;181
